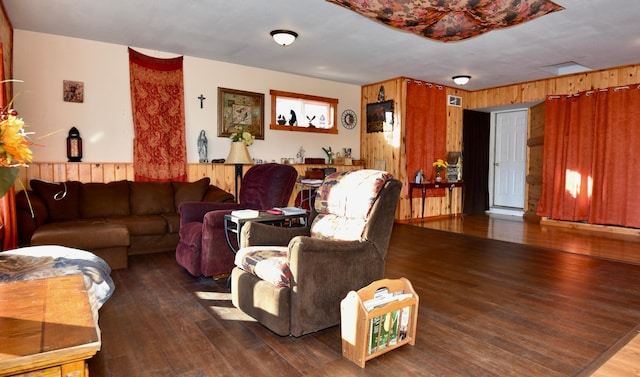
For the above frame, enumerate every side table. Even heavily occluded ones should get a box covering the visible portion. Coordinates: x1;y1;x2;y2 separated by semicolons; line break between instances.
409;181;464;222
224;212;308;253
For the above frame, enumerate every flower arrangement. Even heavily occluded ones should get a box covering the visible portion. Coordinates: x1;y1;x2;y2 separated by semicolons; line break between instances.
229;125;255;146
432;158;449;174
0;102;33;197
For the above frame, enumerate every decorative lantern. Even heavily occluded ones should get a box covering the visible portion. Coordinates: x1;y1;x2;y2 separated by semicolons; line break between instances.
66;127;83;162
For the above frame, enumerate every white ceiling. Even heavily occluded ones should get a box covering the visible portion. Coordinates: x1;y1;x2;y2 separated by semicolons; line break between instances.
4;0;640;90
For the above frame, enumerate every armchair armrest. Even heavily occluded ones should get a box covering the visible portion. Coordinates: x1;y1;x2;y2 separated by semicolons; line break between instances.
286;236;385;337
240;221;310;248
179;201;240;225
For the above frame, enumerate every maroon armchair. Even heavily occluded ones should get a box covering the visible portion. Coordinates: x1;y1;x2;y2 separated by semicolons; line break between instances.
176;163;298;277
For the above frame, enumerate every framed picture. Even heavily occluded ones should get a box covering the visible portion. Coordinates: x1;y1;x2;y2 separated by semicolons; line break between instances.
217;87;265;139
366;100;394;133
63;80;84;103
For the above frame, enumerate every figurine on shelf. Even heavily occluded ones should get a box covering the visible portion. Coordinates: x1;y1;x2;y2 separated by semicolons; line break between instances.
322;146;334;164
415;169;424;184
296;146;305;164
197;130;208;163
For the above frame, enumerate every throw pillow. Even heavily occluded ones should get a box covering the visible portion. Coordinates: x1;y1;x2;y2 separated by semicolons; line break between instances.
81;181;131;218
30;180;81;221
130;182;175;215
172;178;210;208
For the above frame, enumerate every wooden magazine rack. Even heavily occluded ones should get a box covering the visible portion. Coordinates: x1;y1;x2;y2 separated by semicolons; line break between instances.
340;277;419;368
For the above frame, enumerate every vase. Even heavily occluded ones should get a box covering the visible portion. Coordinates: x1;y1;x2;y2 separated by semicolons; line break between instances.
435;171;442;183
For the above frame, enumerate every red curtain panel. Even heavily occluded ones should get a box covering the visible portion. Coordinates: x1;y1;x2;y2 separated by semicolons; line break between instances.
405;80;447;196
0;43;18;250
538;85;640;228
129;48;187;182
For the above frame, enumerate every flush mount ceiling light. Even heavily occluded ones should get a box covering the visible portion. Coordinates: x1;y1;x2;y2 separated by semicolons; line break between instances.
270;30;298;46
452;75;471;86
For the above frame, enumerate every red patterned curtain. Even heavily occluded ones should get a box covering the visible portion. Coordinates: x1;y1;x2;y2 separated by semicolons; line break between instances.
537;85;640;228
129;48;187;182
405;79;447;196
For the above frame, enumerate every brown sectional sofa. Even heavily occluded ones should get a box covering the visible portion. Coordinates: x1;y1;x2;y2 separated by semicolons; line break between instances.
15;178;234;269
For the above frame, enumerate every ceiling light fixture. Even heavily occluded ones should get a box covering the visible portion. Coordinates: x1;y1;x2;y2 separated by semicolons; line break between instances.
452;75;471;86
270;30;298;46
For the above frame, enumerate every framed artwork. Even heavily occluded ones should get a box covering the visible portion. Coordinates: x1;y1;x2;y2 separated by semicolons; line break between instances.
366;100;394;133
63;80;84;103
217;87;265;139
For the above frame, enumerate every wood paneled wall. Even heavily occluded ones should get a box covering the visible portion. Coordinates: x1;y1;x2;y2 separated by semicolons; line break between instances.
466;64;640;108
361;78;466;221
361;63;640;221
17;162;362;206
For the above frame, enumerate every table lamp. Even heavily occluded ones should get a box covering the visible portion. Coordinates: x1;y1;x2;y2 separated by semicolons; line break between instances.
225;142;253;202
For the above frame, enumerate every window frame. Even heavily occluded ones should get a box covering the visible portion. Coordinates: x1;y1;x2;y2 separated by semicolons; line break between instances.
269;89;339;134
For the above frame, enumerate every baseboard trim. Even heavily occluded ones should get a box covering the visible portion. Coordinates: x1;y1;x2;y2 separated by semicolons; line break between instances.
541;218;640;237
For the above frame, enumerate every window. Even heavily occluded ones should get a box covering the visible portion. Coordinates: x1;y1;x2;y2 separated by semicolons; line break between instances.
270;90;338;134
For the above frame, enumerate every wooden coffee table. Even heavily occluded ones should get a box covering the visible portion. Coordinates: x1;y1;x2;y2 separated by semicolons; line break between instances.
0;274;101;377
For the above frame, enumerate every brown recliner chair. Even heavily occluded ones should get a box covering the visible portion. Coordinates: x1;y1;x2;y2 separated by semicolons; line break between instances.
176;163;298;277
231;169;402;336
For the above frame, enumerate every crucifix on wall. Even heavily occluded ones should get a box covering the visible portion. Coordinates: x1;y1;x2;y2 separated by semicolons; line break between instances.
198;94;206;108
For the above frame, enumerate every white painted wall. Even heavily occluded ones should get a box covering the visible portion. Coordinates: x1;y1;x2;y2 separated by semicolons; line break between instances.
12;30;361;163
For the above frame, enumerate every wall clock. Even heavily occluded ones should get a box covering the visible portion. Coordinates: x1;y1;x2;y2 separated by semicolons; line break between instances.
341;109;357;129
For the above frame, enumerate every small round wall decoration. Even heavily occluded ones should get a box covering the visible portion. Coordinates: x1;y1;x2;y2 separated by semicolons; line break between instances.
341;109;357;129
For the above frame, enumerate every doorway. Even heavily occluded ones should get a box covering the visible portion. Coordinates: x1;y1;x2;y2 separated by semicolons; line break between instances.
489;110;527;214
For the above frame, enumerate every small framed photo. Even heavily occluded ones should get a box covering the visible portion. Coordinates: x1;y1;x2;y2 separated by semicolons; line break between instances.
217;87;265;139
63;80;84;103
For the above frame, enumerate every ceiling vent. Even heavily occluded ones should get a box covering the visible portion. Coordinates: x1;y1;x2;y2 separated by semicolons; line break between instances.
541;61;591;76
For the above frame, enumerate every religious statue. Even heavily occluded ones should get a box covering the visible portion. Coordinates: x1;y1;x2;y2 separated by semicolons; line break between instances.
197;130;208;162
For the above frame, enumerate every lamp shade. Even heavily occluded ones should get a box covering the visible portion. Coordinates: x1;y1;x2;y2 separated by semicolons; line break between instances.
270;30;298;46
452;75;471;85
225;142;253;165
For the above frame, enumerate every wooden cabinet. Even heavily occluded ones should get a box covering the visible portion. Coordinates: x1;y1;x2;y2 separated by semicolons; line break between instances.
340;278;419;368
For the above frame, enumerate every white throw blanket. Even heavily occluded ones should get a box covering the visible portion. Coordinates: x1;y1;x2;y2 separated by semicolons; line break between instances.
0;245;115;317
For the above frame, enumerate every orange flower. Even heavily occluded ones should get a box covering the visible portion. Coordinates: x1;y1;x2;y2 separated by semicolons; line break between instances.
0;114;33;167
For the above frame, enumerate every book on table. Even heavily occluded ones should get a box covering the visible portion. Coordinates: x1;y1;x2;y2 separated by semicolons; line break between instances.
271;207;307;215
230;209;260;219
300;179;323;187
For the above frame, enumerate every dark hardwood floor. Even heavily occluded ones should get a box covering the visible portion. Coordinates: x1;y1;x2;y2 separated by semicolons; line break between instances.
89;215;640;376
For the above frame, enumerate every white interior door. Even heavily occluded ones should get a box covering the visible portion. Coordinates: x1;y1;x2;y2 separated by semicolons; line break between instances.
493;110;527;208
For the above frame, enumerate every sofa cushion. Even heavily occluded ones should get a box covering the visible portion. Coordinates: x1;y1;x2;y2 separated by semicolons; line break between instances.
130;182;174;215
31;220;130;249
81;181;131;218
30;180;82;221
172;178;210;208
235;246;291;288
161;213;181;234
107;215;167;236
